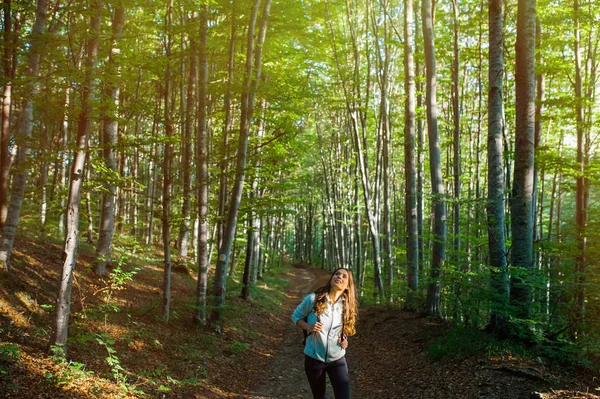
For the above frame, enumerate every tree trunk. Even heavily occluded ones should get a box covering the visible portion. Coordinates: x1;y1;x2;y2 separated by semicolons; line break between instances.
0;0;14;228
178;18;197;261
486;0;509;337
451;0;461;267
414;2;425;278
85;164;93;244
510;0;536;320
51;0;100;349
217;0;237;252
241;216;254;300
162;0;173;323
422;0;446;318
95;5;125;276
39;124;49;228
0;0;48;271
573;0;586;333
404;0;418;308
195;4;209;325
58;85;70;237
211;0;272;332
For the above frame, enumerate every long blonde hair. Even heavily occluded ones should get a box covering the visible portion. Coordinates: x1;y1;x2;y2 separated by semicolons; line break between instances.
313;268;358;336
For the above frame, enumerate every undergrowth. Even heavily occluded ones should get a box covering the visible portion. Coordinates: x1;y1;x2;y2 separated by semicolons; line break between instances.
428;325;598;376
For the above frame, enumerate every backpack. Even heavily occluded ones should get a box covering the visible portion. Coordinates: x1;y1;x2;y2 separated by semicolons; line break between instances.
301;314;319;347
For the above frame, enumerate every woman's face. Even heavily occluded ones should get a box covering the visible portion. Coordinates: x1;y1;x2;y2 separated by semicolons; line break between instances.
330;269;350;292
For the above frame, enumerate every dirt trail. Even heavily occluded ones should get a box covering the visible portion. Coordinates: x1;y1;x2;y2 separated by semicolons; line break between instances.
238;265;597;399
242;265;335;399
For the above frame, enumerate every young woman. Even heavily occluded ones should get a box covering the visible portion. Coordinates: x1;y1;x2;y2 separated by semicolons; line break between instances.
292;268;358;399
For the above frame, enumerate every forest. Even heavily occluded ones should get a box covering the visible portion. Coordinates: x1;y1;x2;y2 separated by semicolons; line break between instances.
0;0;599;397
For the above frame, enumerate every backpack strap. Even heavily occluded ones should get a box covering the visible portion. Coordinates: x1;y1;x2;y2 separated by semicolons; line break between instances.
301;295;319;347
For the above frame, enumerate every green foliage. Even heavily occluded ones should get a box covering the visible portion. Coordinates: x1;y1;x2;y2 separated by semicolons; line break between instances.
0;343;20;380
428;327;522;361
0;343;20;362
228;341;250;355
95;333;126;385
46;344;94;386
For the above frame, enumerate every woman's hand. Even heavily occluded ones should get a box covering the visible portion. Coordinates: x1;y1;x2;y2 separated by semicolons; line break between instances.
338;334;348;349
310;321;324;334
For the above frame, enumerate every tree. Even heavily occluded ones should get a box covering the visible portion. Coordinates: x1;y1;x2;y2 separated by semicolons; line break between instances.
95;4;125;277
195;4;209;325
162;0;174;323
211;0;272;332
0;0;48;271
178;15;196;262
510;0;536;320
486;0;509;336
404;0;419;308
573;0;586;334
51;0;101;349
422;0;446;318
0;0;17;228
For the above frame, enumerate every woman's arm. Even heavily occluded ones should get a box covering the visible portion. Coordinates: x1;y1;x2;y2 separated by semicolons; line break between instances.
297;318;323;333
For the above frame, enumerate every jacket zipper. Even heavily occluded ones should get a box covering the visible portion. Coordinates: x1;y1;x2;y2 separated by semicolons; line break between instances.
324;302;335;362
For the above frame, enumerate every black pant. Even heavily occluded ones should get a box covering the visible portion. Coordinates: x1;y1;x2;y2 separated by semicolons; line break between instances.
304;355;350;399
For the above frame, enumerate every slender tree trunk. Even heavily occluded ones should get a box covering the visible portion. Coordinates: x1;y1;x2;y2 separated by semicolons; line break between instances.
451;0;461;267
58;85;70;237
241;216;254;300
39;124;49;228
51;0;100;349
573;0;586;333
218;0;237;252
95;5;125;276
0;0;14;228
195;4;209;325
85;163;93;244
146;101;159;245
414;3;425;278
162;0;173;323
510;0;536;320
404;0;418;308
422;0;446;318
0;0;48;271
381;52;393;303
486;0;509;336
211;0;272;331
179;18;197;261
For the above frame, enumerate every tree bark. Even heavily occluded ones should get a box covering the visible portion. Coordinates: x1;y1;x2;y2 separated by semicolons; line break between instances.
162;0;174;323
486;0;509;336
404;0;418;308
95;5;125;276
51;0;100;349
510;0;536;320
0;0;14;228
422;0;446;318
195;4;209;325
217;0;237;253
451;0;461;267
0;0;48;271
573;0;586;333
178;15;197;261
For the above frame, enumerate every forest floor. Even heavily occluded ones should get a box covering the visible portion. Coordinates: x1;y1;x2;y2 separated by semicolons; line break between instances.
0;236;598;399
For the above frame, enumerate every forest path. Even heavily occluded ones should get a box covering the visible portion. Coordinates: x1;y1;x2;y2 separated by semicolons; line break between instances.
238;265;595;399
241;264;334;399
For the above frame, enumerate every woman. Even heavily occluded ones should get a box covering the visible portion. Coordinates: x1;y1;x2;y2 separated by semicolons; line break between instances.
292;268;358;399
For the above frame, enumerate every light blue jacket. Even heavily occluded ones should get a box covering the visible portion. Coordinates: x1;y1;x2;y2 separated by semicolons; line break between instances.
292;293;345;363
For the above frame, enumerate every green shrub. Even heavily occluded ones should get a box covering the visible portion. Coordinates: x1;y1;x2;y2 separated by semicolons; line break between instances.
428;327;521;361
228;341;250;355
